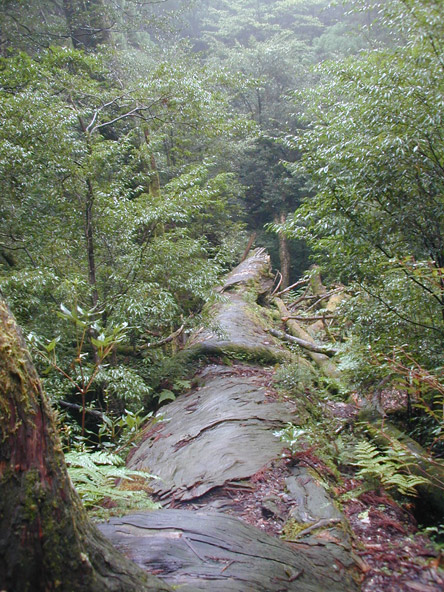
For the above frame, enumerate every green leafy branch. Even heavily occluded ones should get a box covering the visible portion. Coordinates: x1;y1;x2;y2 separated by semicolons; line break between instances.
30;303;128;436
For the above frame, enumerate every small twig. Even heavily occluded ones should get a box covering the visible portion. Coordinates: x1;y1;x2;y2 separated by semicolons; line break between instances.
58;400;104;420
287;518;341;540
220;560;235;574
282;314;335;322
240;232;257;262
270;271;283;297
305;288;344;312
287;285;311;310
183;536;208;563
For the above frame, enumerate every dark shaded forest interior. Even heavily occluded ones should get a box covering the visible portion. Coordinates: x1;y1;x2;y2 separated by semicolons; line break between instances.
1;1;444;591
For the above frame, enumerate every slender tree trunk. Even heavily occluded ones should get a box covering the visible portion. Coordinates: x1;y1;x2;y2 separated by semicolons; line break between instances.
85;178;99;309
240;232;257;262
0;299;170;592
276;212;290;290
143;128;161;198
77;117;99;311
256;87;263;127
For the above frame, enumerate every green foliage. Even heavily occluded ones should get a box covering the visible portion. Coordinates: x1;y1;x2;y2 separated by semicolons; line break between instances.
274;362;317;396
65;449;159;513
95;367;153;412
30;303;131;439
378;349;444;453
353;440;429;496
281;0;444;369
155;377;192;404
182;0;366;279
274;419;347;480
0;36;251;444
274;422;311;453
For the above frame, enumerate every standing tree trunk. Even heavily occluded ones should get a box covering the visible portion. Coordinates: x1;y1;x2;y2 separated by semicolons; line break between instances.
0;299;170;592
85;178;99;309
143;128;161;198
275;212;291;290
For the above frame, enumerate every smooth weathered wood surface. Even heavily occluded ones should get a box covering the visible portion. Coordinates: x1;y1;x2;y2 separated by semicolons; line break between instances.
98;509;359;592
187;292;290;363
129;365;297;502
185;249;290;364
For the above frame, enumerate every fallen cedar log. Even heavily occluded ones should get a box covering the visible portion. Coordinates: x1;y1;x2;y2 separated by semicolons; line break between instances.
269;328;338;357
274;298;340;378
99;509;360;592
110;251;361;591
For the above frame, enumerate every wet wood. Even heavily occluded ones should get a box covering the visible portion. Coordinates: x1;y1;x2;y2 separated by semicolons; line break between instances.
269;328;338;356
220;247;273;294
274;298;340;378
98;509;359;592
128;365;297;502
186;292;291;364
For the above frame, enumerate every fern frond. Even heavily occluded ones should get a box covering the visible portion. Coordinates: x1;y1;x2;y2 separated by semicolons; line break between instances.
65;449;158;509
353;439;429;497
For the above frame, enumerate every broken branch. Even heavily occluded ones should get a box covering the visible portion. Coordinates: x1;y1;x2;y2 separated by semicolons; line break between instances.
274;277;309;297
269;328;338;356
282;314;335;322
141;324;185;350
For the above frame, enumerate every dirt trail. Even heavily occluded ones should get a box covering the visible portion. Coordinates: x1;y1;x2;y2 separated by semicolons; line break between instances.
99;250;361;591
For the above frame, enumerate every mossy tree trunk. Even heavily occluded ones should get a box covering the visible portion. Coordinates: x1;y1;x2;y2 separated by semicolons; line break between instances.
0;299;170;592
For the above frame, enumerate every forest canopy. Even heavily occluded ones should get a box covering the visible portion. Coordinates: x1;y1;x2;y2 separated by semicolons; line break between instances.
1;0;444;467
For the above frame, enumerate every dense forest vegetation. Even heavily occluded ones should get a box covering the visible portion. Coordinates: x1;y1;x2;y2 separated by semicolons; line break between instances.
2;0;443;452
1;0;444;582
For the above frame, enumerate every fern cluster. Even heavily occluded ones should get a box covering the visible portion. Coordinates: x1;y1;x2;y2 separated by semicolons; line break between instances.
353;441;429;496
65;450;159;512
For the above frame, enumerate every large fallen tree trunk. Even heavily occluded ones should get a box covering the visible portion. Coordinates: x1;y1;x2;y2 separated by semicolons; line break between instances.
113;253;360;591
0;299;170;592
99;508;359;592
185;250;291;364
